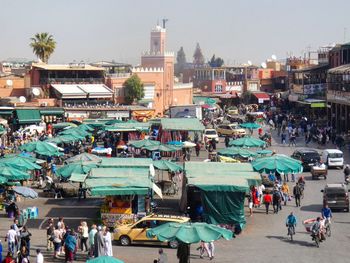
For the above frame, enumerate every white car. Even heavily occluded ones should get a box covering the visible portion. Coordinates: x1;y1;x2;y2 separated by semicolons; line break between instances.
203;129;219;143
321;149;344;168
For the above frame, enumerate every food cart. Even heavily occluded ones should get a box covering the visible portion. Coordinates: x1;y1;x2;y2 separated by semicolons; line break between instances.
311;165;327;180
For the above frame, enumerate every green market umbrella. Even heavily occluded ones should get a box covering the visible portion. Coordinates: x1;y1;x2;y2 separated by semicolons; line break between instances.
0;166;30;181
86;256;124;263
20;141;62;156
130;139;160;149
78;124;95;132
48;134;84;144
0;157;41;171
146;222;234;244
65;153;102;164
56;162;97;178
252;154;303;174
218;147;257;158
3;153;37;162
60;128;90;137
153;160;183;172
13;186;38;199
52;122;77;129
240;122;261;129
0;175;8;184
143;144;179;152
229;137;266;148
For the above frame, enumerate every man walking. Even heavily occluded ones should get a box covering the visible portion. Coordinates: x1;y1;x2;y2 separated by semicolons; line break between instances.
263;191;272;214
293;183;302;207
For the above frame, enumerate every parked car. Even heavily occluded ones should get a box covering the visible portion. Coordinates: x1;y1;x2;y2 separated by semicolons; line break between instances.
291;149;320;171
216;124;246;137
321;183;349;212
203;129;219;143
114;214;190;247
321;149;344;169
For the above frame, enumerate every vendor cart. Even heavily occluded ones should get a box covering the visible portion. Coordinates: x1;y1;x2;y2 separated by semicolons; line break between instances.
311;166;327;180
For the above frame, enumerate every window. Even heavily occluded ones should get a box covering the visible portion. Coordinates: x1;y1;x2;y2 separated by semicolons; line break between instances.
214;85;223;93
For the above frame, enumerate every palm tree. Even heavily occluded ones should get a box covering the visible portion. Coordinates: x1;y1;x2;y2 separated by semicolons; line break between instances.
30;33;56;63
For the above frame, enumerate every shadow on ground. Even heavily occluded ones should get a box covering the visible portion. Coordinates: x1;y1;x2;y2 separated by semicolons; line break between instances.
300;204;323;212
266;235;315;247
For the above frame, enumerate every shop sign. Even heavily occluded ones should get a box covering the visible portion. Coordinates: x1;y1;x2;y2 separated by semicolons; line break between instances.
101;213;135;228
303;83;326;95
311;102;326;108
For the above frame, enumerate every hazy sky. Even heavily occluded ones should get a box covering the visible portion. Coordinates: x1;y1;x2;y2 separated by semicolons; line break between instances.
1;0;350;66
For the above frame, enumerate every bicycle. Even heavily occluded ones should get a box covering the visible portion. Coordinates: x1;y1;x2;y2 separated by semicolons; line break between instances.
287;224;295;241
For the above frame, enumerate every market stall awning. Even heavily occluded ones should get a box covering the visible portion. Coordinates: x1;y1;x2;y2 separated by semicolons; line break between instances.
99;158;153;168
52;84;87;99
40;108;65;115
69;173;88;183
90;186;149;196
185;162;260;190
252;93;270;101
16;109;41;124
104;122;150;132
160;118;204;131
78;84;113;99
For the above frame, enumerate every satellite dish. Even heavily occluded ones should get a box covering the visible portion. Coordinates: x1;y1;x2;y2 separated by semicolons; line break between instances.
247;60;252;66
19;96;27;103
271;55;277;61
6;80;13;87
32;88;40;96
261;62;267;69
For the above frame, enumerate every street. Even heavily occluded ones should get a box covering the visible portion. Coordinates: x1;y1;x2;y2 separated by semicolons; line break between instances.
1;129;349;263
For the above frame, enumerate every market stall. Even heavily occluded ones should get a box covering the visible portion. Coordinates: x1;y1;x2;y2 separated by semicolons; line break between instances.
182;162;261;230
84;167;161;228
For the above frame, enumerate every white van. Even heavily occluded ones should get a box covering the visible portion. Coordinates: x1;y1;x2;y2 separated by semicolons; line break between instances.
321;149;344;168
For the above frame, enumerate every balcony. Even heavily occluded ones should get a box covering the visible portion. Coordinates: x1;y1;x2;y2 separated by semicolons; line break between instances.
40;77;104;85
106;73;131;79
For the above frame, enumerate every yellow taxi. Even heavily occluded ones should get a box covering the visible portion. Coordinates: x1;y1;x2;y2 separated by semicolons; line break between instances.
114;214;190;248
216;123;246;137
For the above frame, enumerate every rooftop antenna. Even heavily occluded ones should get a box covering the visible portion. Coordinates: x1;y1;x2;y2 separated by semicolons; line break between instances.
162;18;169;29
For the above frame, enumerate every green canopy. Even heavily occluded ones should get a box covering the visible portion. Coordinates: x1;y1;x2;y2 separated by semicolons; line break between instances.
105;119;124;125
256;149;273;156
153;160;183;172
0;175;8;184
147;222;233;244
86;256;124;263
16;109;41;124
229;137;266;148
239;122;261;129
90;186;149;196
69;173;88;183
193;96;217;105
129;139;160;149
52;122;77;129
142;144;179;152
99;158;152;168
160;118;204;131
218;147;257;158
3;153;37;162
20;141;62;157
56;162;97;178
252;154;303;174
0;166;30;180
0;158;41;171
66;153;102;164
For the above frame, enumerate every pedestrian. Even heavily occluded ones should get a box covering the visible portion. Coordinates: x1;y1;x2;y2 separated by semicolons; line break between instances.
248;192;253;217
208;241;214;260
36;249;44;263
281;182;290;206
158;248;168;263
64;230;77;263
291;173;295;182
52;226;62;259
5;225;17;255
263;191;272;214
224;136;230;148
272;189;281;214
281;132;286;145
0;240;2;262
46;219;54;251
293;183;302;207
103;226;113;257
283;172;289;182
78;221;89;252
3;252;14;263
88;224;97;257
94;226;104;257
19;226;31;256
195;142;200;157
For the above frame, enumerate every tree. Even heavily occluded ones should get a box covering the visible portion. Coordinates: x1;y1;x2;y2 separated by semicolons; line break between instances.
208;54;224;67
175;46;187;76
30;32;56;63
124;75;144;104
193;43;205;65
